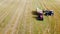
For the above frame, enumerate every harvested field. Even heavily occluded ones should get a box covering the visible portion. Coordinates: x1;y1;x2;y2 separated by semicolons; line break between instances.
0;0;60;34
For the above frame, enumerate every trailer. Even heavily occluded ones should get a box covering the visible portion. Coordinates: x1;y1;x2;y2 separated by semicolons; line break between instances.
44;10;54;16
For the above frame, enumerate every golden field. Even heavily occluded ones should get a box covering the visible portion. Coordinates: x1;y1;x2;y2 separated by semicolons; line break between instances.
0;0;60;34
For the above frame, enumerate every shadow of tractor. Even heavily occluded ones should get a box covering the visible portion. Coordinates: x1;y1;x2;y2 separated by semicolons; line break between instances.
32;11;38;15
32;11;43;21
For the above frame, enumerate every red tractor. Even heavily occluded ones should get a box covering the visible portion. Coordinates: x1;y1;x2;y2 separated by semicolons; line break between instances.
37;8;43;20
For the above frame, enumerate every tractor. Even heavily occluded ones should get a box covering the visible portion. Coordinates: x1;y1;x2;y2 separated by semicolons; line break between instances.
36;8;54;20
37;8;43;20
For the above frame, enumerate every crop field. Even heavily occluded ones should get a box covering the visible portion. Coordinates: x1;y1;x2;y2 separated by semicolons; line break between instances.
0;0;60;34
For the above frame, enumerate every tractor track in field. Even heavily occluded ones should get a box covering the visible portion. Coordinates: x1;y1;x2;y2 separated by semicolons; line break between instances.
37;0;51;34
0;0;15;23
0;0;19;32
49;2;60;34
42;0;60;34
2;0;27;34
40;0;51;33
41;0;57;34
17;0;34;34
41;0;53;34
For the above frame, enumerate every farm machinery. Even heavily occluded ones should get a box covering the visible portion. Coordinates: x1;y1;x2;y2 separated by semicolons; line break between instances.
36;8;54;20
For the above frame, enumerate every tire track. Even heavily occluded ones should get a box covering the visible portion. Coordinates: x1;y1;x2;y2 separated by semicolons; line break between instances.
3;0;27;34
1;0;20;33
0;0;18;23
37;0;50;34
42;0;60;34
